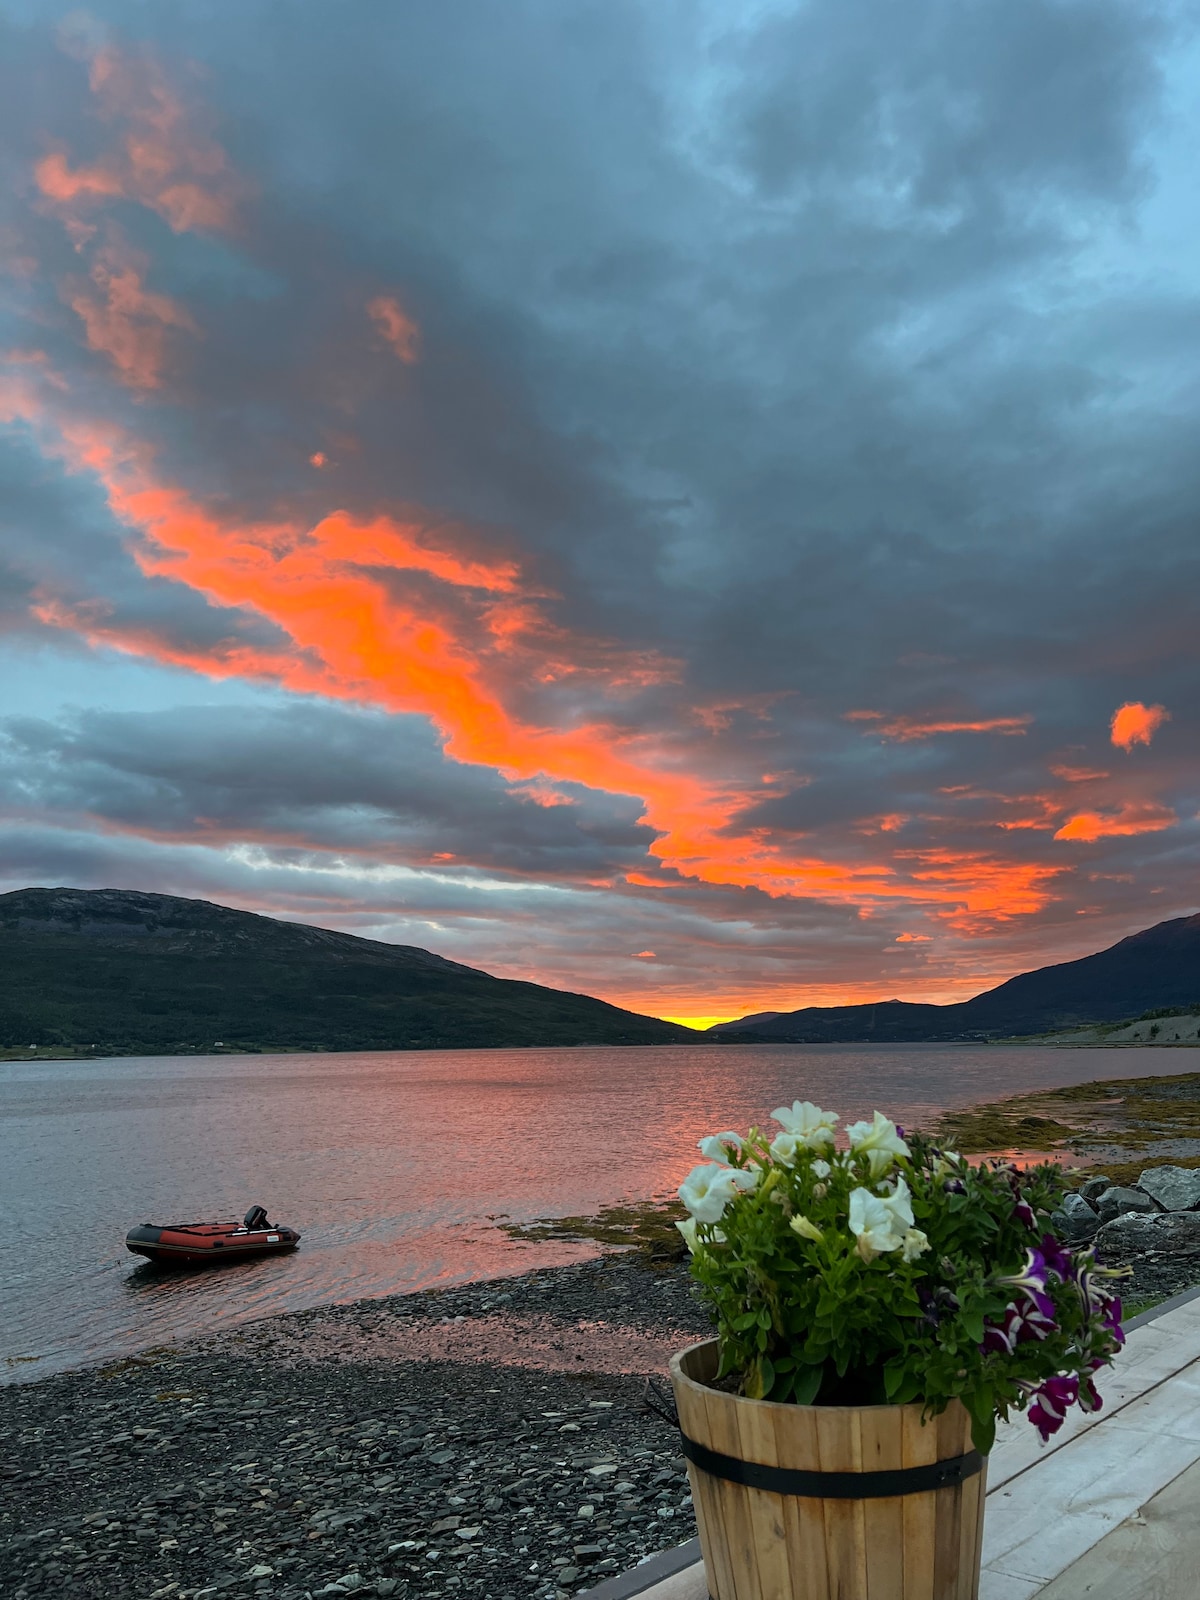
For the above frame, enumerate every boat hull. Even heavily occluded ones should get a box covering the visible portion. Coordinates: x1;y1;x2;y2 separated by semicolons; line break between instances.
125;1221;301;1268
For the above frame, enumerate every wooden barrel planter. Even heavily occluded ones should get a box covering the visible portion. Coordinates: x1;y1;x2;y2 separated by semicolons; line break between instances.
669;1339;987;1600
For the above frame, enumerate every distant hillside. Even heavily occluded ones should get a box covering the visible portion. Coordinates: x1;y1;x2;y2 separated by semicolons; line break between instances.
0;888;691;1054
712;913;1200;1044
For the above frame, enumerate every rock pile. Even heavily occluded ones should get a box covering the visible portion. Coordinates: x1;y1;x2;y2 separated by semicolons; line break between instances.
1052;1166;1200;1303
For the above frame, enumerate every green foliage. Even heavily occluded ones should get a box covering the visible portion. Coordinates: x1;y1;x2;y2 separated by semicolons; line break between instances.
681;1120;1125;1453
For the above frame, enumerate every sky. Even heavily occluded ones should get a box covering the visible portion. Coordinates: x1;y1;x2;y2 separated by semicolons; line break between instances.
1;1;1198;1027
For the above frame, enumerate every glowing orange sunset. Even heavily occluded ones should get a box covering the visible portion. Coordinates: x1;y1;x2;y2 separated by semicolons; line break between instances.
1;12;1196;1027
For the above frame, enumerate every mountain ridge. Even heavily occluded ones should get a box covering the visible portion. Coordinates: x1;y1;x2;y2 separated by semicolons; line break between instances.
711;912;1200;1043
0;886;691;1053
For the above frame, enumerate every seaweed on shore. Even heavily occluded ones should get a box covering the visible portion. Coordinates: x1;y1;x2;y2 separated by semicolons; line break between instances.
931;1069;1200;1188
500;1197;690;1267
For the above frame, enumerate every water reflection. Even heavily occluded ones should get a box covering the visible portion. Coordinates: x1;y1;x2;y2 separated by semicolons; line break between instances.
0;1040;1177;1377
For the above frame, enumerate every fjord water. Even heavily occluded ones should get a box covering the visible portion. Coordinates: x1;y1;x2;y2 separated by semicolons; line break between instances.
0;1042;1175;1379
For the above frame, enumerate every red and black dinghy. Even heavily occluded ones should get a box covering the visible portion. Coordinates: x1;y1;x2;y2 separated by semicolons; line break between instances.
125;1206;300;1267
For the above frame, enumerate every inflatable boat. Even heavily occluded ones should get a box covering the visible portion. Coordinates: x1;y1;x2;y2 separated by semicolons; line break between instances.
125;1206;300;1267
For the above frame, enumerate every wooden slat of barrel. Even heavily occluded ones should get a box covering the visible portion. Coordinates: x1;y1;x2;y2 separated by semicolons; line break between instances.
771;1395;830;1600
859;1406;906;1600
932;1406;966;1598
673;1344;740;1600
900;1396;940;1599
816;1405;870;1598
732;1384;792;1600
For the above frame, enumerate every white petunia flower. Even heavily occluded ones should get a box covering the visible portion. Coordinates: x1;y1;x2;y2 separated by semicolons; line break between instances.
880;1175;915;1231
848;1186;908;1261
676;1217;700;1253
771;1101;839;1149
769;1131;801;1166
697;1131;744;1163
789;1214;824;1243
901;1228;930;1263
811;1159;832;1180
678;1162;759;1222
846;1111;910;1178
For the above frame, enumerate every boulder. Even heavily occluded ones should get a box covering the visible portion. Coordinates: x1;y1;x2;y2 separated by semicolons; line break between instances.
1137;1166;1200;1213
1095;1210;1200;1257
1079;1176;1114;1203
1051;1191;1099;1241
1096;1186;1157;1224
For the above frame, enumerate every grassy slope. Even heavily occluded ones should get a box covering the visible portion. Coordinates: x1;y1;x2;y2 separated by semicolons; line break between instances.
0;891;690;1054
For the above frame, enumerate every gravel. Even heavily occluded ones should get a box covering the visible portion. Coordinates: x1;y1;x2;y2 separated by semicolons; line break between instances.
0;1256;710;1600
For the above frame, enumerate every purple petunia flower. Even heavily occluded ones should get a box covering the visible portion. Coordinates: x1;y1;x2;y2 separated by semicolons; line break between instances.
1102;1294;1125;1347
1027;1374;1079;1441
1076;1267;1126;1347
1012;1199;1036;1231
1078;1375;1104;1414
996;1249;1056;1321
981;1299;1056;1356
1040;1234;1075;1281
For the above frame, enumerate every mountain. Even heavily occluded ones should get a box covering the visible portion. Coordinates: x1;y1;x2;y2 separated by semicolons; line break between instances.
0;887;691;1054
711;913;1200;1043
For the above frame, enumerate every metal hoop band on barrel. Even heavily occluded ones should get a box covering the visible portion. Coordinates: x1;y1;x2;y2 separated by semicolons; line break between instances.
679;1433;984;1500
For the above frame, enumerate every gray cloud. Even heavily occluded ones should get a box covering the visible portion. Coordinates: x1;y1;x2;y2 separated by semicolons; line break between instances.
0;702;657;880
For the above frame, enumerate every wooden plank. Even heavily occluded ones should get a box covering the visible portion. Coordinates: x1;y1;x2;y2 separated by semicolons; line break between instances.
702;1381;760;1600
859;1406;906;1600
899;1402;939;1600
733;1394;791;1600
816;1406;869;1599
761;1390;829;1600
1030;1455;1200;1599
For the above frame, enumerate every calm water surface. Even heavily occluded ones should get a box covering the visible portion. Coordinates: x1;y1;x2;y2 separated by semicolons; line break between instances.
0;1042;1175;1378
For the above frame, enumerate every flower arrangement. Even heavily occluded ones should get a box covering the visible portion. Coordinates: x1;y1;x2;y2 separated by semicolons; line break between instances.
677;1102;1125;1453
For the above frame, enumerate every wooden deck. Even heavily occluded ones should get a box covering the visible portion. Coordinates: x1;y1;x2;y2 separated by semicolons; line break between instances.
586;1285;1200;1600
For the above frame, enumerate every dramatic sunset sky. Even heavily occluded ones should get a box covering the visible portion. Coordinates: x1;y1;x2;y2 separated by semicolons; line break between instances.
1;2;1197;1025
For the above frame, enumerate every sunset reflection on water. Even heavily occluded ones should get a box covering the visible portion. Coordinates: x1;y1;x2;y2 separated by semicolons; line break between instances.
0;1041;1176;1377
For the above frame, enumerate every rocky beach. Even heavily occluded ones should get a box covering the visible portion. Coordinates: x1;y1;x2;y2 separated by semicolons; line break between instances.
0;1255;710;1600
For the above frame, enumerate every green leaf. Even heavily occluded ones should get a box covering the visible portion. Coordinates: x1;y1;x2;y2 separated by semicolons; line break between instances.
792;1364;824;1406
962;1308;985;1345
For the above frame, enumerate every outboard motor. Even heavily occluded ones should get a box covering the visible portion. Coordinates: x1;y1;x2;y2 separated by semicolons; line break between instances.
243;1205;270;1231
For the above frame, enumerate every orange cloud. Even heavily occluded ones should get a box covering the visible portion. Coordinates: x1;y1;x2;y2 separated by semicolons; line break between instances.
3;351;1070;930
65;234;198;389
895;932;931;943
368;295;420;364
1050;764;1110;782
1110;701;1170;752
896;851;1063;931
35;43;241;235
1054;803;1177;842
847;710;1032;741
